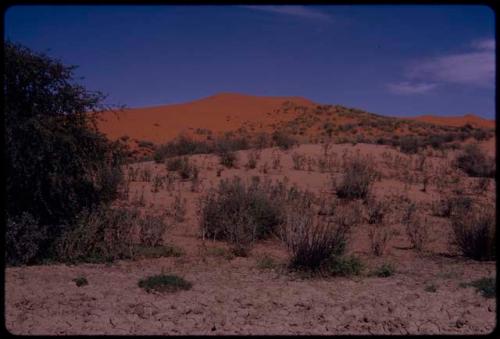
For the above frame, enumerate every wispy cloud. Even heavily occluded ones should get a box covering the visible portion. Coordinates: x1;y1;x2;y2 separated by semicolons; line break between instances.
471;38;495;51
389;37;495;95
242;5;331;21
387;81;438;95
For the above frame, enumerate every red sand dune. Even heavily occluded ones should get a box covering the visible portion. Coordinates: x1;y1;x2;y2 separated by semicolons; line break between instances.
97;93;315;144
97;93;495;144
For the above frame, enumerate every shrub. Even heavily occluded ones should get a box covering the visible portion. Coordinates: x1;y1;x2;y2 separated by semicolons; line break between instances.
465;277;496;298
336;157;377;200
245;151;259;169
432;195;472;218
5;42;125;265
166;157;184;172
6;212;46;266
372;263;395;277
450;205;495;260
322;255;363;276
272;131;297;150
399;136;420;154
402;202;429;252
367;224;392;256
456;144;495;178
424;284;438;293
283;199;352;270
73;277;88;287
219;150;238;168
257;255;277;270
133;245;183;259
291;152;306;170
199;177;284;248
154;135;213;160
55;206;169;263
138;274;192;293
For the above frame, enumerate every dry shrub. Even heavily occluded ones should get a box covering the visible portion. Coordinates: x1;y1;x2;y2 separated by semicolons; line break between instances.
282;198;359;270
55;206;169;263
199;177;285;249
291;152;306;170
456;143;495;178
365;197;392;256
336;156;378;200
401;202;429;252
245;150;259;170
432;195;473;218
219;150;238;168
450;204;495;261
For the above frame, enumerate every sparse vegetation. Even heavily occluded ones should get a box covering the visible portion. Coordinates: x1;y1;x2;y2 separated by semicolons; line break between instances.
55;206;169;263
336;157;377;200
138;274;192;293
73;276;88;287
199;177;285;250
450;205;495;261
461;277;496;298
372;263;395;277
455;143;495;178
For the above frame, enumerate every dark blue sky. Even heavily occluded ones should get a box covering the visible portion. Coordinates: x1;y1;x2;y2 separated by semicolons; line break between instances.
4;5;496;118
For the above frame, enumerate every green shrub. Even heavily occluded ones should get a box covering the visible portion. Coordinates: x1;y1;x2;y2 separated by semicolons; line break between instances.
154;135;214;160
5;42;125;265
6;212;46;266
257;255;277;270
467;277;496;298
372;263;395;277
73;277;88;287
424;284;438;293
138;274;192;293
323;255;363;276
132;245;183;259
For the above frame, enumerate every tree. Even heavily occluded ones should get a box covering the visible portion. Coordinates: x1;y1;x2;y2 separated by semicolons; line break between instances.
5;41;125;265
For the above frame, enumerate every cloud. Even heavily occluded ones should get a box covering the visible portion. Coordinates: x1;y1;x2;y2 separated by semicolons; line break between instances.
407;51;494;87
387;81;438;95
242;5;331;21
389;37;495;94
471;38;495;51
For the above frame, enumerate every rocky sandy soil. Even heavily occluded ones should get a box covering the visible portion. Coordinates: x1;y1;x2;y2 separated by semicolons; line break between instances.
5;141;496;335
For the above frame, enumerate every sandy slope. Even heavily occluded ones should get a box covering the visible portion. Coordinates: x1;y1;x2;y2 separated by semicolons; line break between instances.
5;142;496;335
97;93;315;144
97;93;495;145
410;114;495;129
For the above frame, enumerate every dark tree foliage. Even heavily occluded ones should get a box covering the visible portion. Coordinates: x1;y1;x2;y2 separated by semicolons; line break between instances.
5;41;125;265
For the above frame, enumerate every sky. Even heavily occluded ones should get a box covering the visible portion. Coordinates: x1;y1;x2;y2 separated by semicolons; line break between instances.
4;5;496;118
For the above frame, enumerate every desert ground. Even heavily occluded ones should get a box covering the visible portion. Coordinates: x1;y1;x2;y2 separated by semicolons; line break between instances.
5;137;496;334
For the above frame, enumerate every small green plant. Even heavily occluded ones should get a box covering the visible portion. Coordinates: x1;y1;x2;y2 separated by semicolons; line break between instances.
323;255;363;277
138;274;192;293
257;255;277;270
372;263;395;277
424;283;438;293
73;276;88;287
461;277;496;298
133;245;184;259
206;247;235;260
